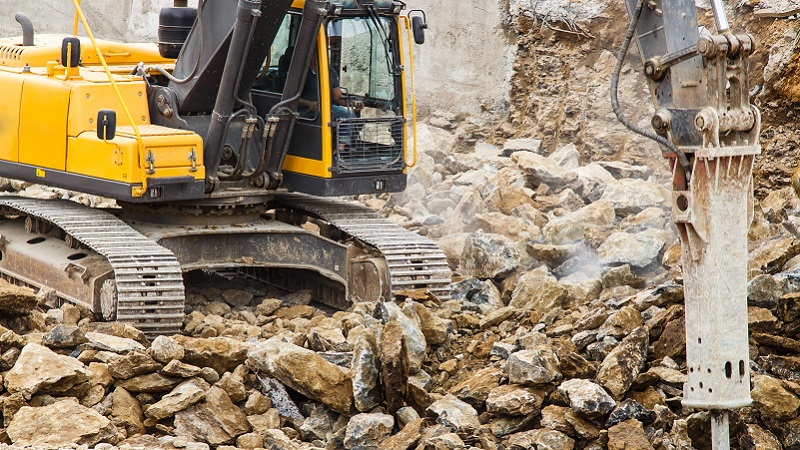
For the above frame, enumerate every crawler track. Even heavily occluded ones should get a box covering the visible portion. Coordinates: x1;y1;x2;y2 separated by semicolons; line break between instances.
0;197;185;335
275;193;452;300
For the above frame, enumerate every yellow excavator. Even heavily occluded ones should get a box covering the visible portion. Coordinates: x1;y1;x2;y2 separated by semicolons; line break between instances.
0;0;449;335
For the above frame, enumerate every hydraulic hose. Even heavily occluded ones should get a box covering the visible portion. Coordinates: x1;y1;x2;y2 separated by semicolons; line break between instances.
611;0;693;183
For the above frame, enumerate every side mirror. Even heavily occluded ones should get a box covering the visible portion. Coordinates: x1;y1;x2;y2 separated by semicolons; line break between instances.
410;11;428;45
61;37;81;68
97;110;117;141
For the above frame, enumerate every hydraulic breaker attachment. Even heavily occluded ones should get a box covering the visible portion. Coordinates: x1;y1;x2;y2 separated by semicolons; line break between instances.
616;0;760;447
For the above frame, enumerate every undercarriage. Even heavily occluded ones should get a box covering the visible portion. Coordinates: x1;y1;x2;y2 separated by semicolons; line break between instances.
0;194;451;336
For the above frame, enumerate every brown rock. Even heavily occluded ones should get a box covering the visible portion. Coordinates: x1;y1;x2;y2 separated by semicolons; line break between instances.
607;419;654;450
174;386;251;445
751;374;800;420
597;306;642;340
144;377;209;420
559;352;596;379
380;418;423;450
749;306;779;332
216;372;247;403
485;384;545;416
274;305;317;320
111;387;145;436
7;399;118;447
173;336;249;374
379;319;409;413
506;428;575;450
248;338;353;415
652;316;685;360
753;333;800;354
509;266;568;313
596;327;648;400
5;343;90;400
107;350;162;380
0;280;38;317
448;367;503;408
114;373;181;393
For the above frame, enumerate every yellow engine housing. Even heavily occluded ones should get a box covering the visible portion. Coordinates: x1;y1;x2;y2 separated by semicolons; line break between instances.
0;35;205;202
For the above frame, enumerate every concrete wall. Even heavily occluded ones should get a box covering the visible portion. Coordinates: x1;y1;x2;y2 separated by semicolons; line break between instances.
0;0;181;41
405;0;513;118
1;0;510;118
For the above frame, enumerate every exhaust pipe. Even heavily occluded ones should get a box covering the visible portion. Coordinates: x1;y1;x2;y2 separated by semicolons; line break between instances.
14;13;34;47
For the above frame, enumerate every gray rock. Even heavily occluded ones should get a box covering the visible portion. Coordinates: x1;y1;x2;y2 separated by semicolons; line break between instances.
503;138;543;156
42;324;87;348
506;428;575;450
350;327;381;412
549;143;580;170
464;279;505;314
597;161;653;180
460;232;519;279
599;179;669;215
7;399;118;447
748;274;786;309
513;151;578;188
507;345;562;385
149;335;185;364
572;163;616;202
558;378;616;419
542;201;615;245
222;289;254;307
85;332;146;353
606;399;656;427
597;229;666;269
5;343;90;400
486;384;545;416
427;394;480;435
343;413;394;450
299;403;337;441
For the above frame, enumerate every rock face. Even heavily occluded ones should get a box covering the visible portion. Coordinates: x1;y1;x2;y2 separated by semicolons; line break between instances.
5;343;90;400
7;399;118;447
248;338;353;414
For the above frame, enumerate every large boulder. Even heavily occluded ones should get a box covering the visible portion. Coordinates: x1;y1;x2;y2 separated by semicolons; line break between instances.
145;377;209;420
597;229;667;269
5;343;90;400
460;232;519;279
343;413;394;450
7;399;118;447
599;179;669;216
0;280;39;317
174;336;250;374
174;386;250;445
542;201;615;244
596;327;649;400
509;266;568;313
248;338;353;415
559;379;616;420
507;345;562;385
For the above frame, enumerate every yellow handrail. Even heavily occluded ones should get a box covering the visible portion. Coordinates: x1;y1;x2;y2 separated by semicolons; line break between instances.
69;0;147;195
73;0;80;36
400;16;418;169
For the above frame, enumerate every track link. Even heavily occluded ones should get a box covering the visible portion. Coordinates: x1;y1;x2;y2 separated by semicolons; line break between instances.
0;197;185;336
275;193;452;301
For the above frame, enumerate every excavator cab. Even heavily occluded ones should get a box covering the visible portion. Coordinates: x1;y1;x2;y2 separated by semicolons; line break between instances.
251;1;413;196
